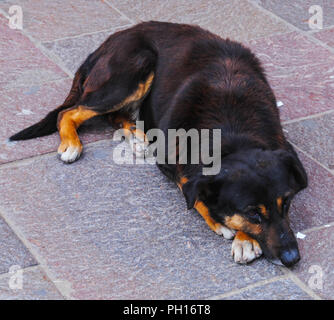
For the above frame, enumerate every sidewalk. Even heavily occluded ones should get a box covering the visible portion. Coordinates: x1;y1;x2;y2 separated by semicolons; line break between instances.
0;0;333;299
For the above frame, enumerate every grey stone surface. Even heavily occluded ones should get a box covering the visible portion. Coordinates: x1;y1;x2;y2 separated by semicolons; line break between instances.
223;278;313;300
284;113;334;172
0;266;63;300
0;216;37;274
291;226;334;300
254;0;334;31
43;27;128;75
109;0;291;42
0;141;282;299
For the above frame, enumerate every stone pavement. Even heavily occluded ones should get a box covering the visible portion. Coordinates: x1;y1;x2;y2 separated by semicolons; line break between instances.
0;0;333;300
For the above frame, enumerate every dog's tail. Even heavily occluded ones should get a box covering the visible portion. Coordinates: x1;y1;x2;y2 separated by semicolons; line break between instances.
9;75;82;141
9;104;72;141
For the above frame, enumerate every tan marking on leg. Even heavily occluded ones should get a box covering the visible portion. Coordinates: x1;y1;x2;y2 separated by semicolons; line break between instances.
224;214;262;235
57;106;98;162
113;72;154;112
231;231;262;264
115;118;148;157
177;176;189;190
194;200;235;238
121;120;147;141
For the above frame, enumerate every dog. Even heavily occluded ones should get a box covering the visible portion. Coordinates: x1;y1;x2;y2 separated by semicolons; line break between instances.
10;21;307;267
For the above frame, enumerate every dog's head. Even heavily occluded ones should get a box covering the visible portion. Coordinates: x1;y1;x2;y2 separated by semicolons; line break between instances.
182;148;308;267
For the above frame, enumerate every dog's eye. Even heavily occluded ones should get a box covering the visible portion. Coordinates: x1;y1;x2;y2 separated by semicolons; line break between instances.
247;209;262;223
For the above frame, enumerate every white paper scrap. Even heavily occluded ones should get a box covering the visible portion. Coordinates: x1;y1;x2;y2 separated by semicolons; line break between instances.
296;232;306;239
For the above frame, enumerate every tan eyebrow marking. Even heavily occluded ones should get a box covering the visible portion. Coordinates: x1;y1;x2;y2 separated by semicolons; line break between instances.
258;204;268;217
277;197;283;214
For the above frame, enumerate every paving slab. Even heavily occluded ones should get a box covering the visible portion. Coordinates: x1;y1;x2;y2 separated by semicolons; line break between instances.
0;216;37;274
0;266;63;300
313;27;334;49
0;0;130;42
284;113;334;172
248;32;334;121
110;0;291;42
43;27;128;75
0;141;283;299
290;226;334;299
1;79;113;164
0;15;66;90
222;278;313;300
254;0;334;31
288;151;334;232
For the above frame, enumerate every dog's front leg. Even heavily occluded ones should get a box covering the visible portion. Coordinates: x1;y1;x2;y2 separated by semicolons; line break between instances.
231;231;262;264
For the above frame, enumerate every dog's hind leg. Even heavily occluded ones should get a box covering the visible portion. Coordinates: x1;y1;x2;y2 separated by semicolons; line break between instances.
57;105;99;163
56;26;157;163
111;115;149;157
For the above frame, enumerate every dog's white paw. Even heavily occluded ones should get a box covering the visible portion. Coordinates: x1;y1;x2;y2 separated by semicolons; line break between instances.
128;135;149;158
58;145;82;163
231;237;262;264
215;225;236;239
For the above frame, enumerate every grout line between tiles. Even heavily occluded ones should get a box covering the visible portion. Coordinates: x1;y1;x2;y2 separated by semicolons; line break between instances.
0;264;40;281
279;266;323;300
247;0;334;55
282;109;334;125
104;0;136;25
0;207;69;299
287;140;334;175
0;138;111;170
42;23;134;44
205;275;289;300
301;221;334;235
0;8;74;79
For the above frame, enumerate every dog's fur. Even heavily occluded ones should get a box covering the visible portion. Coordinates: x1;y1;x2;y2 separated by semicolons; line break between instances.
10;21;307;266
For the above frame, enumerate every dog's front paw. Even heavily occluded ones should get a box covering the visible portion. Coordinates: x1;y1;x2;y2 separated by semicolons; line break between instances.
215;224;236;239
128;135;149;158
231;231;262;264
58;143;82;163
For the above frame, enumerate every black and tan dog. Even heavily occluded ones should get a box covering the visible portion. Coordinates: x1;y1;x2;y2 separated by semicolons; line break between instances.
10;21;307;267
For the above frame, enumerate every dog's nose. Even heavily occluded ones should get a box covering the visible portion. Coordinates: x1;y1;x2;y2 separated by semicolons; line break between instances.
280;248;300;267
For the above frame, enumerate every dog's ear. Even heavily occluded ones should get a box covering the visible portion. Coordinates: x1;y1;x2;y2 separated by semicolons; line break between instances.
276;149;308;192
182;176;211;210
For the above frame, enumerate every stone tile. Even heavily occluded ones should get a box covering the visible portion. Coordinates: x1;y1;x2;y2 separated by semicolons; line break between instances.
0;266;63;299
288;152;334;232
284;113;334;171
110;0;291;42
313;27;334;49
0;16;66;90
248;32;334;121
1;79;113;164
43;27;128;75
0;0;130;42
254;0;334;31
0;141;282;299
223;278;313;300
0;216;37;274
291;226;334;299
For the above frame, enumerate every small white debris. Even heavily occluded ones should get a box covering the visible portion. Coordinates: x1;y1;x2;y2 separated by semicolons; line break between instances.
16;109;34;115
276;100;284;107
324;224;331;227
296;232;306;239
329;75;334;79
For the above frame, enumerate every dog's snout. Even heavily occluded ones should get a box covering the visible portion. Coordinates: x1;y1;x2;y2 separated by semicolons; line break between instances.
280;248;300;267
